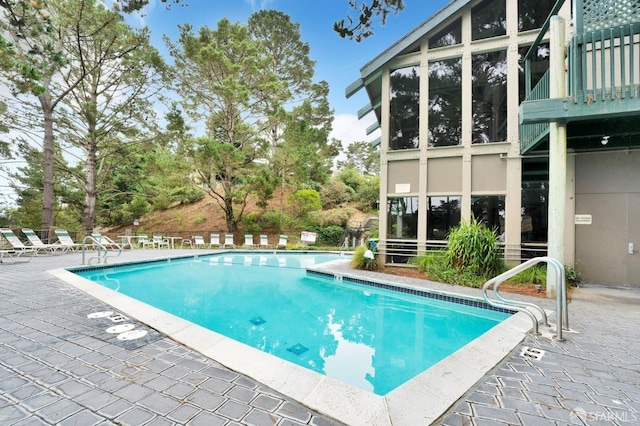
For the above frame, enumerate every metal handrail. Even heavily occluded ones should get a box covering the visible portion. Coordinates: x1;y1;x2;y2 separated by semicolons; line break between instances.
81;236;122;265
482;256;569;341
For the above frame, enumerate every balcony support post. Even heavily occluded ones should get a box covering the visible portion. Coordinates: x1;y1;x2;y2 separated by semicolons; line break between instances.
547;16;567;298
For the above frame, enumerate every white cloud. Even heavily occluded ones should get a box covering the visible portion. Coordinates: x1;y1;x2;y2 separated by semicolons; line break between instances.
329;113;380;169
245;0;276;10
329;113;379;147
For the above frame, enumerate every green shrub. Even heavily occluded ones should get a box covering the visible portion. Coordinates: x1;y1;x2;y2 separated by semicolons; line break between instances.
446;218;504;278
356;175;380;211
565;265;582;285
337;168;363;192
351;246;383;271
192;213;206;226
507;265;546;285
242;211;261;233
313;225;345;246
289;189;322;217
320;179;353;208
308;207;356;227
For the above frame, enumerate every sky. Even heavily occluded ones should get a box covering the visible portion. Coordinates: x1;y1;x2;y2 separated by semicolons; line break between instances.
126;0;449;146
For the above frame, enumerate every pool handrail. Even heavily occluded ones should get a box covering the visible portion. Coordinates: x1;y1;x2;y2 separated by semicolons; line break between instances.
482;256;568;341
82;235;122;265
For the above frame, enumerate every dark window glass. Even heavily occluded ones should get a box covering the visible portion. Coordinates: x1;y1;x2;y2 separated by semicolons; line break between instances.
428;58;462;147
518;0;555;32
518;44;550;103
389;65;420;150
428;18;462;48
471;196;505;238
472;50;508;144
472;0;506;41
427;196;461;240
521;158;548;243
387;197;419;239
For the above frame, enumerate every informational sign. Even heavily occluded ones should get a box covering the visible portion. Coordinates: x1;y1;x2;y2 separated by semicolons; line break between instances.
300;231;317;244
395;183;411;193
574;214;592;225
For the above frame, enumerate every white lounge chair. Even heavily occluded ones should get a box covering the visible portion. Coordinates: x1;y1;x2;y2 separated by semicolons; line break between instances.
136;234;154;249
277;235;288;249
223;234;235;249
0;228;41;257
152;235;169;249
54;229;83;252
193;236;207;248
243;234;255;249
22;228;66;255
209;233;221;248
0;249;34;264
91;233;121;250
259;234;270;249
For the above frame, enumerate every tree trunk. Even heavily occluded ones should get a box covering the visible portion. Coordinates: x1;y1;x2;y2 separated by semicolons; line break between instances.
224;196;237;232
82;137;98;233
39;93;55;232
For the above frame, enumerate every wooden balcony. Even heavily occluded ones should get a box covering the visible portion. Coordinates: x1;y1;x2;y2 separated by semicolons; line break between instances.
520;1;640;154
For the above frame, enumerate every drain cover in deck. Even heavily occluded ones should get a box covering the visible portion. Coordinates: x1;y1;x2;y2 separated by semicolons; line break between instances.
520;346;546;360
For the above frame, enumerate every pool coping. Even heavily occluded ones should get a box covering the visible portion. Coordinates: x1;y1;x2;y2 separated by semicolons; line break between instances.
49;254;533;426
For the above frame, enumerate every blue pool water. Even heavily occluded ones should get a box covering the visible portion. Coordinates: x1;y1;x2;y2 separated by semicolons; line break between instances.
74;253;511;395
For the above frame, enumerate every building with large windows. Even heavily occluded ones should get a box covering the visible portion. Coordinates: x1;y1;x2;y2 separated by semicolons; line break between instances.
347;0;640;286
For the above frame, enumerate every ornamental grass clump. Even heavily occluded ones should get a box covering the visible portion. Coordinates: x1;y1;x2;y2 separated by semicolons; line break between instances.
446;218;504;279
351;246;383;271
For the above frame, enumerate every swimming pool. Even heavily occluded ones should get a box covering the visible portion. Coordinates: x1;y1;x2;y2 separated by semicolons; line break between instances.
73;253;510;395
54;251;531;425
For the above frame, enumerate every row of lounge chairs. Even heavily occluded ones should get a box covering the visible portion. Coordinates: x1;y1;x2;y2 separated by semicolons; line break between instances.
0;228;124;263
1;228;290;263
184;234;287;249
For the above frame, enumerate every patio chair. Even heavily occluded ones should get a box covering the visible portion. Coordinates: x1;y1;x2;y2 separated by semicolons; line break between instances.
54;229;83;252
209;233;221;248
276;235;288;249
259;234;270;249
0;228;42;257
192;236;207;248
243;234;255;249
91;233;122;250
152;235;170;249
223;234;235;249
0;249;34;264
136;234;154;249
22;228;66;255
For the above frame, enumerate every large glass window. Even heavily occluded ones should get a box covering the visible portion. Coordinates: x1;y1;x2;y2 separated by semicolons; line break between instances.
472;0;506;41
518;0;555;32
428;18;462;49
427;196;461;240
472;50;508;144
521;158;548;242
518;44;550;103
428;58;462;147
389;65;420;150
471;195;505;238
387;197;419;239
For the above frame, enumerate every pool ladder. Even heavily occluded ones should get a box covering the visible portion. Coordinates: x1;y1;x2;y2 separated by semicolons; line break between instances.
482;256;569;341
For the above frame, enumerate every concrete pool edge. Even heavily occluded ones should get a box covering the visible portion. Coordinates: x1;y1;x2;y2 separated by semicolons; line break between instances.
49;264;531;426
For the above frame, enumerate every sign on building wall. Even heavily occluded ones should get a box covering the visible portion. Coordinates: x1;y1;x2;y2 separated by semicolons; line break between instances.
575;214;592;225
395;183;411;193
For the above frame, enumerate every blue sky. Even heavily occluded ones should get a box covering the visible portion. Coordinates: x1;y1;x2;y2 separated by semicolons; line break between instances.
131;0;449;145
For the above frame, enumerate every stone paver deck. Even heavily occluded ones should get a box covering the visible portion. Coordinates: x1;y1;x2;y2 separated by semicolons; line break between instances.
1;249;638;425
